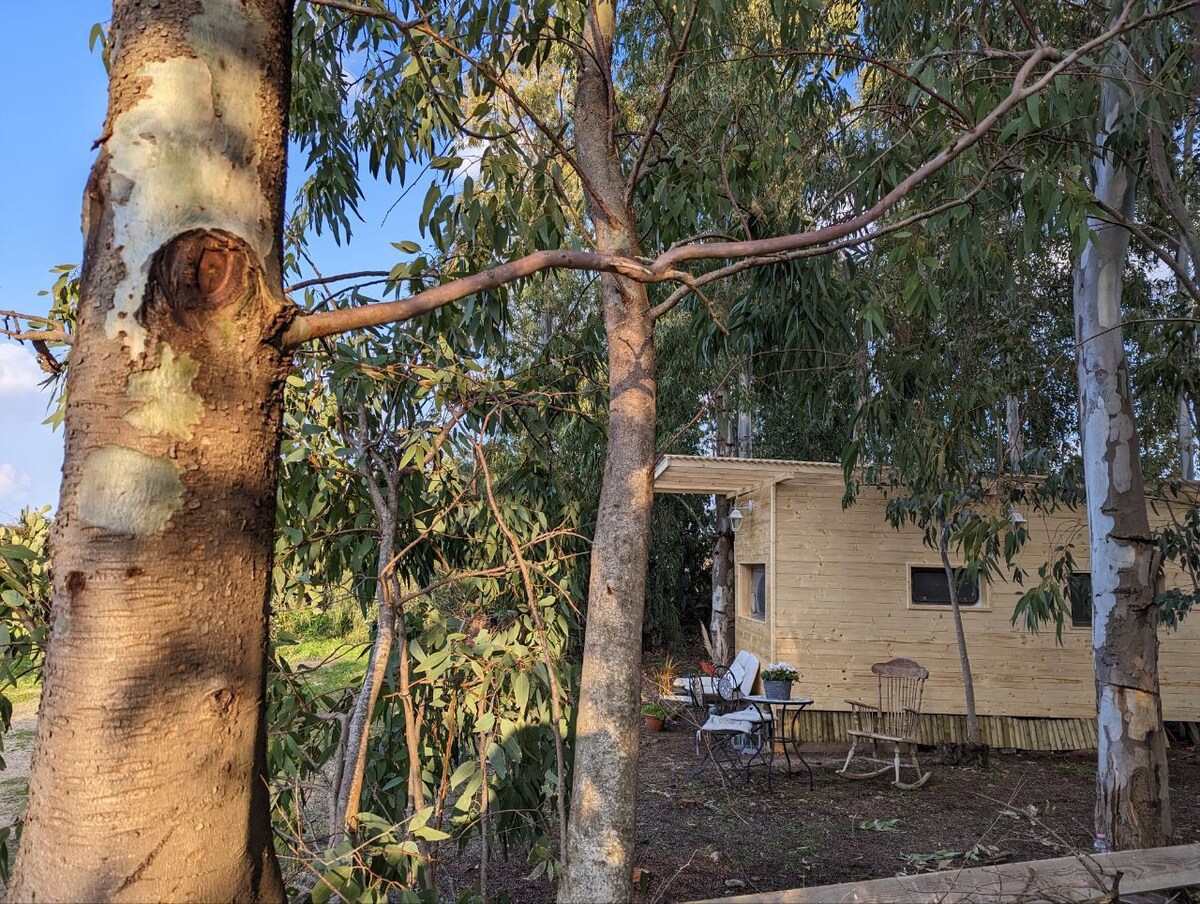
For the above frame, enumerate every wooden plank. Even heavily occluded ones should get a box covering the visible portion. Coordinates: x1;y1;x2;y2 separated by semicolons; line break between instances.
690;843;1200;904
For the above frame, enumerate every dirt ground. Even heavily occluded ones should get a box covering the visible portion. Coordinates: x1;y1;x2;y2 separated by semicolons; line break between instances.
2;694;1196;903
444;721;1200;904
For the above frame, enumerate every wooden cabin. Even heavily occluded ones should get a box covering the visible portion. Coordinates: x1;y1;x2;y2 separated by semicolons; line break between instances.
653;455;1200;751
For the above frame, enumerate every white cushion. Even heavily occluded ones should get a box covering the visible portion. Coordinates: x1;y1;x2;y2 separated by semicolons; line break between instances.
674;650;760;698
700;706;772;734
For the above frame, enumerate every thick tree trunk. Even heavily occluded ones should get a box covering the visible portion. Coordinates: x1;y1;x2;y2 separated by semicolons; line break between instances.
710;498;734;667
710;391;735;666
1005;395;1024;475
11;2;293;900
736;367;753;458
559;3;657;901
1074;62;1172;850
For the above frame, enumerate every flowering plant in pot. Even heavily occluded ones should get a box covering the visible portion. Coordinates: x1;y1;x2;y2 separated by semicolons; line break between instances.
641;701;668;732
761;662;800;699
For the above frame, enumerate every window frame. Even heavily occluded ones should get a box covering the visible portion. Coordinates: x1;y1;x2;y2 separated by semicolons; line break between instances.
1068;572;1093;629
742;563;767;621
907;564;985;610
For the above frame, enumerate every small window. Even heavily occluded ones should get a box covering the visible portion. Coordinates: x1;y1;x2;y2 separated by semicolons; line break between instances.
910;566;980;607
745;564;766;621
1068;573;1092;628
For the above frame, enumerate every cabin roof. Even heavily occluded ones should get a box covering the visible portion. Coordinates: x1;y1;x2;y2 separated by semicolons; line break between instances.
652;455;841;496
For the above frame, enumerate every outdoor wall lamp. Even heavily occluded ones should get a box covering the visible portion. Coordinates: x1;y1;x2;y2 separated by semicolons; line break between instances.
728;500;752;532
1008;506;1028;524
728;506;744;532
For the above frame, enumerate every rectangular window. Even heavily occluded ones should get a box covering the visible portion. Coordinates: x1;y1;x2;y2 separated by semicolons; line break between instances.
745;564;766;621
1069;573;1092;628
910;566;980;607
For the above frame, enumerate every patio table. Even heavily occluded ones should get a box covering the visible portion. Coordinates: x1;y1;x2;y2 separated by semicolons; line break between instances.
745;694;815;790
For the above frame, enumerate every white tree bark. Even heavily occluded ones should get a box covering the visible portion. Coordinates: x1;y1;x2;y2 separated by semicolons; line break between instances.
1074;48;1172;849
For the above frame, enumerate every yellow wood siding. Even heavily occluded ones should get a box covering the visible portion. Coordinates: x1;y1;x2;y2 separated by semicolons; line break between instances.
732;485;773;679
731;474;1200;724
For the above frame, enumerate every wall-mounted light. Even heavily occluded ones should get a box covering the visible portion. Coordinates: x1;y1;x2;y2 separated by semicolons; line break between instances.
728;499;753;533
729;505;745;533
1008;506;1027;524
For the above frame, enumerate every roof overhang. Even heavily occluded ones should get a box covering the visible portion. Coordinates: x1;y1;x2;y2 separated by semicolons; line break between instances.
652;455;840;497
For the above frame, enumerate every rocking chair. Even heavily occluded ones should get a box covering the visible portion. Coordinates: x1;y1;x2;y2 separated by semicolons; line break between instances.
838;657;932;790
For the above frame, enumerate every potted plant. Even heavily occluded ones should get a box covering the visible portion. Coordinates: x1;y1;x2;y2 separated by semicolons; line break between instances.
642;701;668;732
761;662;800;699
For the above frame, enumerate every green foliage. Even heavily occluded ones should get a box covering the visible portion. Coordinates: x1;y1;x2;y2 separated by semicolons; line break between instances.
0;508;52;759
641;701;668;720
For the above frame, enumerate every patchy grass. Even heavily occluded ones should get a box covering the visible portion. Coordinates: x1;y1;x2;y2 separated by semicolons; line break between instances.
0;776;28;821
3;674;42;711
277;636;370;698
5;728;34;749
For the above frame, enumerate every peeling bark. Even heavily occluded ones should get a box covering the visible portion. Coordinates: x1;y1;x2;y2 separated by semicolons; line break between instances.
1074;42;1172;850
12;2;294;899
710;390;736;666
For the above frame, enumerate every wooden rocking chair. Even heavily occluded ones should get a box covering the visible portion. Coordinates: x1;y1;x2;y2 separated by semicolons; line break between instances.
837;658;932;789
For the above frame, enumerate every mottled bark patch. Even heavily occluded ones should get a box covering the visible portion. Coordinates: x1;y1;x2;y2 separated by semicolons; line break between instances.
125;345;203;439
76;445;184;535
102;1;270;357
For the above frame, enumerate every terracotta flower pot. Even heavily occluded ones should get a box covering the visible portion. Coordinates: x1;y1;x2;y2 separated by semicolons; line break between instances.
643;715;664;732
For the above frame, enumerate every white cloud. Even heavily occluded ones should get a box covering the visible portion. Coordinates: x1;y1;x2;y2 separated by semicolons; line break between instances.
0;345;44;397
0;463;31;502
454;150;484;183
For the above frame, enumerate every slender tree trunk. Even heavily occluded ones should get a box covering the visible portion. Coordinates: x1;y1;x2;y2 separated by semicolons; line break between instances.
12;1;293;898
559;2;657;901
1075;50;1172;850
333;480;396;840
938;525;980;747
1180;392;1196;481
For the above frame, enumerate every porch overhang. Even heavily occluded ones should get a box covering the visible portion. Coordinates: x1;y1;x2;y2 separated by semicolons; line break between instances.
652;455;839;497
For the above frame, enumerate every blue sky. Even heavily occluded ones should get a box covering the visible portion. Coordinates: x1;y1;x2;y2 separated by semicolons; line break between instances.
0;6;424;520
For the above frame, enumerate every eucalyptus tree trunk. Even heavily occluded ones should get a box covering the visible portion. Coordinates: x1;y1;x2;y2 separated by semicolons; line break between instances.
333;437;399;841
12;1;293;899
1074;57;1172;849
737;366;753;458
710;497;734;667
559;2;657;901
1005;395;1024;475
1181;393;1196;481
939;524;980;747
710;389;736;666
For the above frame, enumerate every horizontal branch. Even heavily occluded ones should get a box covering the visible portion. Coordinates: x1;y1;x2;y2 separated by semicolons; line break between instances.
0;327;72;344
282;250;684;347
284;270;393;293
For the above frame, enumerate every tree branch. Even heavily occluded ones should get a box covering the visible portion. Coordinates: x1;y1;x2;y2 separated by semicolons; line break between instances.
282;0;1181;346
1092;199;1200;306
1147;121;1200;267
285;270;393;293
624;0;702;207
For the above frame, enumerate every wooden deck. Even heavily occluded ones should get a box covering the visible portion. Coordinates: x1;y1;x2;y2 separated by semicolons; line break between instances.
690;842;1200;903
